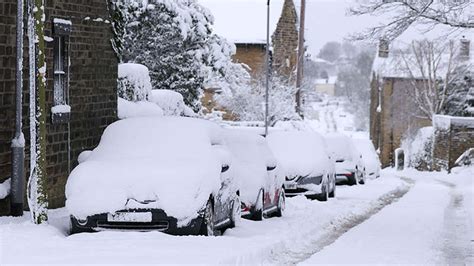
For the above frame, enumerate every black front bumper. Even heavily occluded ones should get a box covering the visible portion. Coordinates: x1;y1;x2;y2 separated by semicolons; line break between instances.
71;209;204;236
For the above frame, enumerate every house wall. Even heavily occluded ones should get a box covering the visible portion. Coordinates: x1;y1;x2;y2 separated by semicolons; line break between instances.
314;83;335;96
272;0;298;79
433;115;474;171
0;0;117;213
371;77;431;167
233;44;266;80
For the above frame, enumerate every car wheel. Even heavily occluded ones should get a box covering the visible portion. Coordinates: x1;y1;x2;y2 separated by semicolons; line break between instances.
229;193;241;228
329;178;336;198
274;188;285;217
359;169;366;185
250;189;264;221
319;182;328;201
69;216;93;235
200;199;217;236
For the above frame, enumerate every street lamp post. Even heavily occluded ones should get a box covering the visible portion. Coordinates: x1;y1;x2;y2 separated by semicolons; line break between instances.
264;0;270;137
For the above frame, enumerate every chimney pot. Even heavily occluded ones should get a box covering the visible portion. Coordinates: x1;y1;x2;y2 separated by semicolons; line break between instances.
378;39;389;58
459;37;470;61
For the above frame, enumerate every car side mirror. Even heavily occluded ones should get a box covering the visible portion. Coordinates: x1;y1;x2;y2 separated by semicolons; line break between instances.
267;165;276;171
221;165;230;173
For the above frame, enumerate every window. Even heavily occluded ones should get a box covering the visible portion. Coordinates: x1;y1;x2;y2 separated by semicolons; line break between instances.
52;18;72;124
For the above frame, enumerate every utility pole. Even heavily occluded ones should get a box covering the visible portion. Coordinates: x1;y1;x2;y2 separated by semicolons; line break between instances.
264;0;271;137
11;0;25;216
295;0;306;118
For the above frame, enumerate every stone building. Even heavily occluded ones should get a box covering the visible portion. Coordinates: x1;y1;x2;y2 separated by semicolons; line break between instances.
370;39;472;168
199;0;300;118
0;0;117;214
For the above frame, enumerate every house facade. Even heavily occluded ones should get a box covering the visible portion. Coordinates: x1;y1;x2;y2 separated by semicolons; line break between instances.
370;39;472;168
0;0;117;214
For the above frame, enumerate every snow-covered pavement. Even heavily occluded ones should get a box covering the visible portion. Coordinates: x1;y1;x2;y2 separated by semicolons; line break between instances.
0;173;406;265
0;168;471;265
301;167;474;265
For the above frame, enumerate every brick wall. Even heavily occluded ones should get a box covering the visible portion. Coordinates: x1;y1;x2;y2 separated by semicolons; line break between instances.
233;44;266;81
433;115;474;171
0;0;117;212
272;0;298;79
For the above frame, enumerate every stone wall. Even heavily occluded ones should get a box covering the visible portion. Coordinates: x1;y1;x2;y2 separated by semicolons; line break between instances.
0;0;117;212
433;115;474;171
271;0;298;78
233;44;266;81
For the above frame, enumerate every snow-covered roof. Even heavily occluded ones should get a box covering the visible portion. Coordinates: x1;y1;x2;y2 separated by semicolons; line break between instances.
199;0;286;44
373;40;474;79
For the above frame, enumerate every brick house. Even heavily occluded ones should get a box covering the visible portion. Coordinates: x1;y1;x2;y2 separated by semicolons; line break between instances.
199;0;300;118
370;39;472;168
0;0;117;214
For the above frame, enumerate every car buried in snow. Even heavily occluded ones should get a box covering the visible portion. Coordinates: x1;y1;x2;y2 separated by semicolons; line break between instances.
267;131;336;201
352;138;381;179
224;129;285;221
325;133;365;185
66;117;240;236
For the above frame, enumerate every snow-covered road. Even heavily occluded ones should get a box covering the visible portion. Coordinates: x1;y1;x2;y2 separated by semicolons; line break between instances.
0;168;471;265
301;168;473;265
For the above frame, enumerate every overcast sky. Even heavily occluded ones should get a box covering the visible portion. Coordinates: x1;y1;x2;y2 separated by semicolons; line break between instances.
200;0;472;58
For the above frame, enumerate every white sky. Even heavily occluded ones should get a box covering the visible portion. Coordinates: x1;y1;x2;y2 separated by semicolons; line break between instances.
199;0;472;57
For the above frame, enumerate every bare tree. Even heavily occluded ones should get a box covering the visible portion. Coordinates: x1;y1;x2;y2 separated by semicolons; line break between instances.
350;0;473;41
399;40;467;120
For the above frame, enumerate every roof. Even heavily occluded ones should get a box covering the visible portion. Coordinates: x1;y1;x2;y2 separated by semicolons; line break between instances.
372;40;473;79
199;0;287;44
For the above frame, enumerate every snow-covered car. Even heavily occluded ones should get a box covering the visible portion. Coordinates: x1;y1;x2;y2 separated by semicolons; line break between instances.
325;133;365;185
353;138;381;179
224;130;285;220
66;117;240;236
267;131;336;201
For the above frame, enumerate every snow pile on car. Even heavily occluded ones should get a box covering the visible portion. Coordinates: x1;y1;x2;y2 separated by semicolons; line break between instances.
325;133;357;161
118;63;152;102
224;130;280;204
117;97;164;119
149;89;196;117
66;117;227;226
267;131;331;178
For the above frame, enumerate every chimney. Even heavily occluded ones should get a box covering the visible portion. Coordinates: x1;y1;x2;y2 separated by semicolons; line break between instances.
459;37;470;61
378;39;389;58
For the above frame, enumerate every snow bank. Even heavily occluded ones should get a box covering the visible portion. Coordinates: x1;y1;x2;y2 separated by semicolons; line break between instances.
149;89;196;117
117;97;163;119
224;130;281;204
66;117;226;225
267;131;332;178
401;127;434;169
118;63;152;102
0;178;11;200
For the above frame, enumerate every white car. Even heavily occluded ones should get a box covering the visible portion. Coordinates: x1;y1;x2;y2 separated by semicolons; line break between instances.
353;138;381;179
224;129;285;220
325;133;365;185
66;117;240;236
267;131;336;201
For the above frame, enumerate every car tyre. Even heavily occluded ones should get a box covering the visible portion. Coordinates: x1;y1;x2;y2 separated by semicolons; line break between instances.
359;170;366;185
329;177;336;198
349;171;358;186
274;188;285;217
229;193;241;228
250;189;264;221
200;199;217;236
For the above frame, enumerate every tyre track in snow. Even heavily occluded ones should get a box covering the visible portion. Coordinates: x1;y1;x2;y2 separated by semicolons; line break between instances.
267;177;414;265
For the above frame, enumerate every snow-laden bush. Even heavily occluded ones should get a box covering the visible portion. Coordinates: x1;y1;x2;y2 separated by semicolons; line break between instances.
117;97;163;119
149;89;196;117
401;127;434;170
118;63;152;102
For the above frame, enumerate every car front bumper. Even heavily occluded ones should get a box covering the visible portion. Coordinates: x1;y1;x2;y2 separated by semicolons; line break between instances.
72;209;204;236
284;175;324;197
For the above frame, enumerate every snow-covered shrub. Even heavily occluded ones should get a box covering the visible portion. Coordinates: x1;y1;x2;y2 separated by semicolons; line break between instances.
149;89;196;117
401;127;434;170
117;97;163;119
118;63;152;102
0;178;10;200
